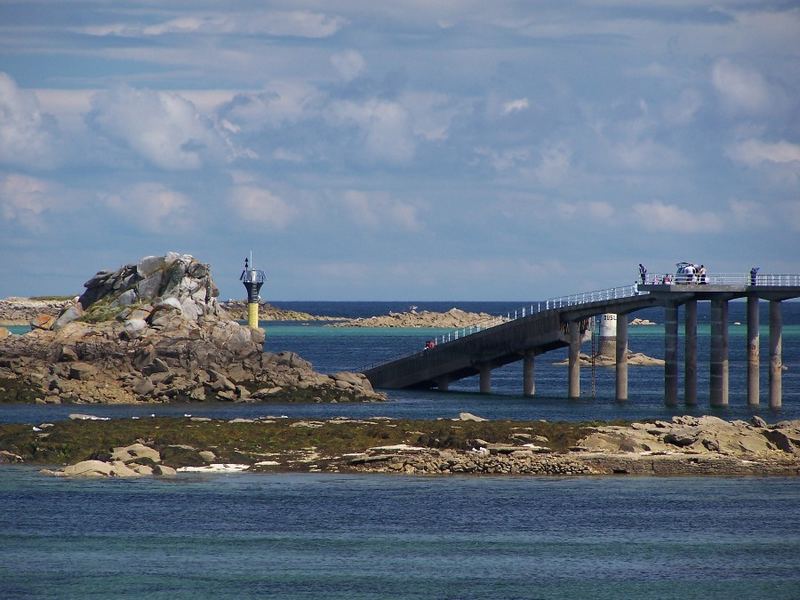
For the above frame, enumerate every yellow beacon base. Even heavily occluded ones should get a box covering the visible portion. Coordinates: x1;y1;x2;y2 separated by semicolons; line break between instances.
247;302;259;330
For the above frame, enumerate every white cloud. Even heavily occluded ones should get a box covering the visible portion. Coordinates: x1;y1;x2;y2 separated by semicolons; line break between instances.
330;99;415;164
727;139;800;167
401;91;464;142
502;98;530;115
220;82;321;130
711;59;771;113
342;190;422;232
0;174;58;230
89;86;236;170
83;11;346;39
663;89;703;125
331;50;366;81
0;73;59;168
229;185;297;229
101;183;193;233
632;200;722;233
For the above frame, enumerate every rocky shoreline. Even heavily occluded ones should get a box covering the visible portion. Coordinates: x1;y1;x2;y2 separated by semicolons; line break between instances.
1;413;796;479
0;253;383;405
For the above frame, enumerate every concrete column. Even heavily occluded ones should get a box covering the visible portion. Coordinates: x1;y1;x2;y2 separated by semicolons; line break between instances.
664;303;679;407
684;300;697;406
479;364;492;394
568;320;580;399
523;351;535;397
769;300;782;409
747;296;760;407
436;376;450;392
615;315;628;401
710;298;729;407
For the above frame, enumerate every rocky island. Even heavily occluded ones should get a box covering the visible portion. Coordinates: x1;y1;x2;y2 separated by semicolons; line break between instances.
219;301;343;322
0;253;383;405
0;413;797;478
329;307;506;329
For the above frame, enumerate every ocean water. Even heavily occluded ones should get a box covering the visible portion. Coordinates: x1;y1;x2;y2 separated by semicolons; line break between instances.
2;302;800;599
1;467;799;600
1;300;798;423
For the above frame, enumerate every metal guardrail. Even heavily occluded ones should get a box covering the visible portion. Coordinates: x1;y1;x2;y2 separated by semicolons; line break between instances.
360;274;800;372
360;283;642;371
646;273;800;286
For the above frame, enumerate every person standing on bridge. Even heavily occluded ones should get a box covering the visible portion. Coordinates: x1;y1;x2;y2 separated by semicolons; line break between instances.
639;264;647;285
750;266;760;286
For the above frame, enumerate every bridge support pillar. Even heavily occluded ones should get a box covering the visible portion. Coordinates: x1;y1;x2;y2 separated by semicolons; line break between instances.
747;296;760;406
769;300;782;409
684;300;697;406
710;297;729;407
615;315;628;401
436;376;450;392
479;365;492;394
523;351;535;397
568;321;580;399
665;303;679;407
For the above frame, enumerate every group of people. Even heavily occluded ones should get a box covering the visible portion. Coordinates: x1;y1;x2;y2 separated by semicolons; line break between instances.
678;263;708;284
638;262;708;285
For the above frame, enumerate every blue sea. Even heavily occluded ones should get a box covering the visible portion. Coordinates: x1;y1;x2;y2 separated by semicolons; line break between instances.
2;300;800;599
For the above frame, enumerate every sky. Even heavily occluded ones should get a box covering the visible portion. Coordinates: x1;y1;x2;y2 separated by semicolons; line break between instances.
0;0;798;301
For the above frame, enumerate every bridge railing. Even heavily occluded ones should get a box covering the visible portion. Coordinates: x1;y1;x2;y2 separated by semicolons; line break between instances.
646;273;800;286
361;273;800;372
361;283;642;371
429;283;640;347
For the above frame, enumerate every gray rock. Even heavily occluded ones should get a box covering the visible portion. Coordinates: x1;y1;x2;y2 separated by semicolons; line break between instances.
137;255;166;278
153;464;177;477
111;443;161;464
137;272;164;299
133;377;155;396
68;362;96;381
750;415;768;428
459;412;488;422
123;319;148;339
114;289;138;307
52;305;83;331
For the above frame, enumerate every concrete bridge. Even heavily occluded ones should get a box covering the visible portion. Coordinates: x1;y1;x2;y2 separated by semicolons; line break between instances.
363;274;800;408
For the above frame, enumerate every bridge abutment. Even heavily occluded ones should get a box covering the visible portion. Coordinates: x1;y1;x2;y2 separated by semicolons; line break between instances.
770;300;782;409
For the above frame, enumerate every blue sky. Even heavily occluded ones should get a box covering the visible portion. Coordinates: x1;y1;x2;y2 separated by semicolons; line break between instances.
0;1;798;301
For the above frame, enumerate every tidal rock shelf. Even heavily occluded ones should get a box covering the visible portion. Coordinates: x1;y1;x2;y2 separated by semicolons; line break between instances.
2;414;797;478
0;253;383;405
